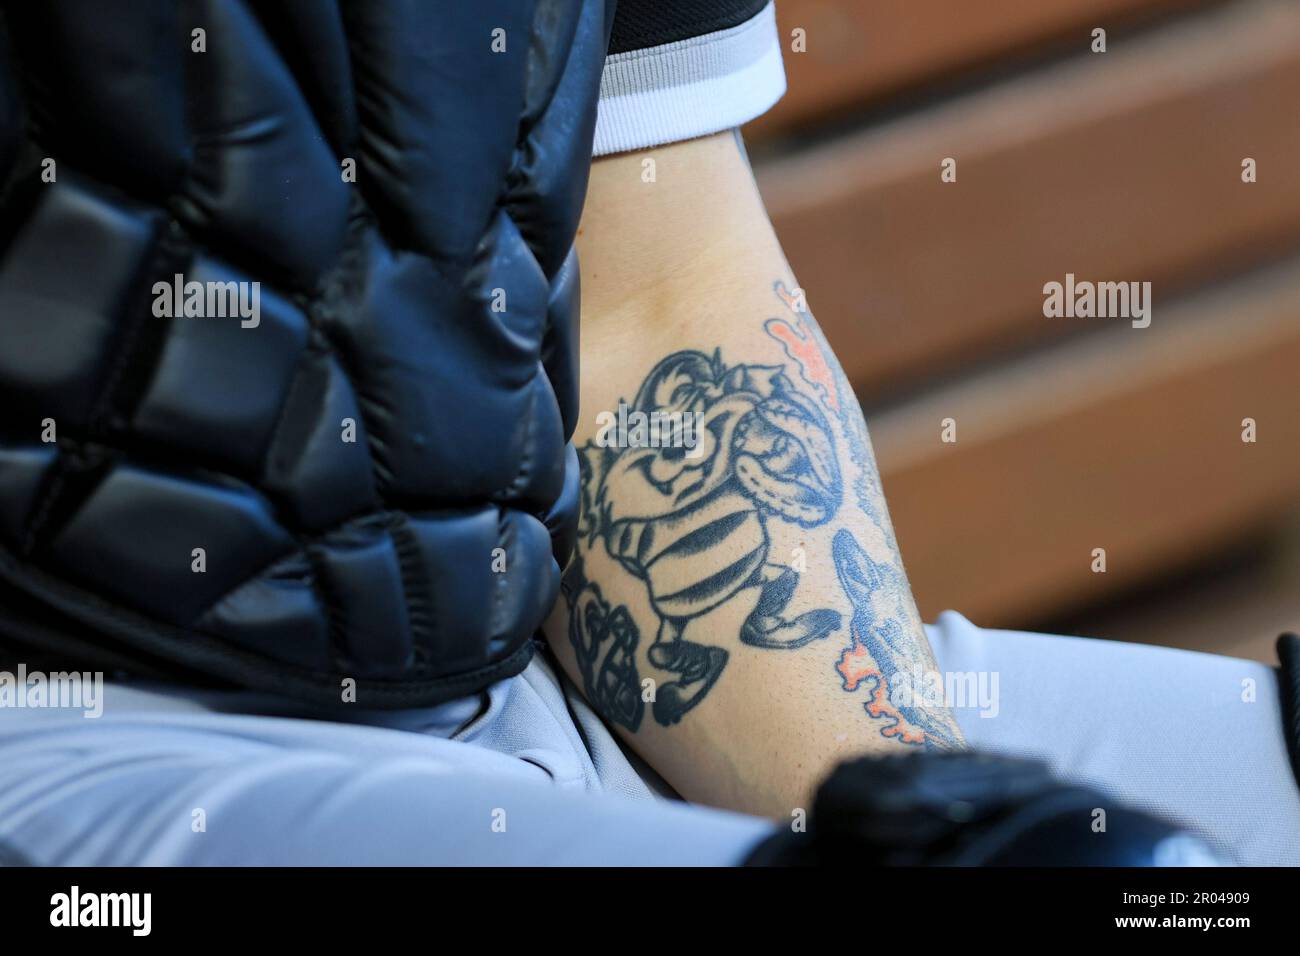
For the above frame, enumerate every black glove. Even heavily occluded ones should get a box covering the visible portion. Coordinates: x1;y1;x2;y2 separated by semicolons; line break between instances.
745;751;1222;866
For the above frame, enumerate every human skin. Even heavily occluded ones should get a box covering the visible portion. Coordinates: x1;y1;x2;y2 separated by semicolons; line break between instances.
542;130;963;820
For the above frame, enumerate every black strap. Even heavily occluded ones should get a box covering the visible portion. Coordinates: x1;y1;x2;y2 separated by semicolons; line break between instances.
1276;633;1300;792
609;0;769;54
0;576;191;682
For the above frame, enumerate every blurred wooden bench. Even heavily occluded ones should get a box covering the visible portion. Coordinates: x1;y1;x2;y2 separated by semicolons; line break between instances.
748;0;1300;626
748;0;1223;140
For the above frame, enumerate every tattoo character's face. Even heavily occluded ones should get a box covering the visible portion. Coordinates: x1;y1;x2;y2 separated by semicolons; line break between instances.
598;351;842;528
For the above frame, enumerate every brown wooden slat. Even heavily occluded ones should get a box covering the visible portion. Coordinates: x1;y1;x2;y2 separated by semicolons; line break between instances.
755;0;1300;403
868;260;1300;626
748;0;1216;140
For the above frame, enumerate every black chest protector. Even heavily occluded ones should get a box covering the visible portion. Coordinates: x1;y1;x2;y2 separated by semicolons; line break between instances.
0;0;614;706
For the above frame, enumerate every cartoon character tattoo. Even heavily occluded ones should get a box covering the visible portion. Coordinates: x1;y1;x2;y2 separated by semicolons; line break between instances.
563;284;959;747
567;349;843;727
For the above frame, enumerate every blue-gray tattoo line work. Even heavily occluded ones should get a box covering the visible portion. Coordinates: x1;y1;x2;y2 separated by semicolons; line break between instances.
765;281;894;548
832;529;962;748
567;348;842;727
562;286;958;747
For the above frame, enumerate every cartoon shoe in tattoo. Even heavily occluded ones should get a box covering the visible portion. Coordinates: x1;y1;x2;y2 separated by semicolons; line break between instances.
577;350;844;726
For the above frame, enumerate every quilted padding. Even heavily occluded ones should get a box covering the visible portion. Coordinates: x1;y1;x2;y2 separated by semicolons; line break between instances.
0;0;613;705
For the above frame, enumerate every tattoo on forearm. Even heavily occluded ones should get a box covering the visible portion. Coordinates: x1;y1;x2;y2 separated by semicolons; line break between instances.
565;347;842;727
561;560;647;731
766;282;893;545
832;529;961;748
562;283;959;747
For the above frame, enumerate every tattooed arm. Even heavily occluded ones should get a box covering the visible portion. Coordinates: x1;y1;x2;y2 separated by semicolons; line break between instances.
543;131;963;819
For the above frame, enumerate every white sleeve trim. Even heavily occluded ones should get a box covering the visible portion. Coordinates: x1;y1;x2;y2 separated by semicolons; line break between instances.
593;2;786;157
